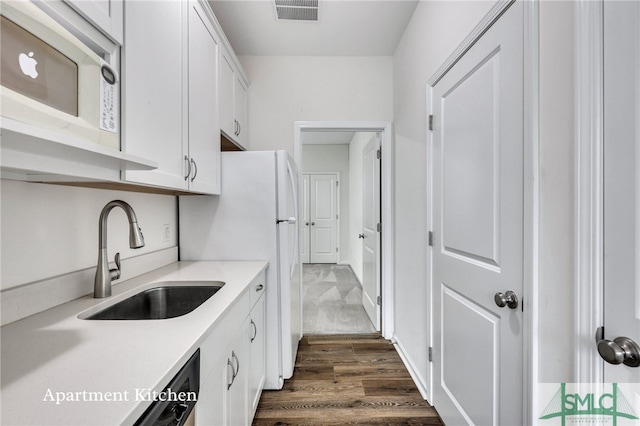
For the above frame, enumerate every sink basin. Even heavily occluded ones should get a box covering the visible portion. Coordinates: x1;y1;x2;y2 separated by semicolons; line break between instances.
85;282;224;320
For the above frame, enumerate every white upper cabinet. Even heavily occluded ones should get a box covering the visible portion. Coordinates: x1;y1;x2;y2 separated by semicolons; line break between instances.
122;0;220;194
187;2;221;194
121;0;187;191
63;0;123;44
220;46;249;149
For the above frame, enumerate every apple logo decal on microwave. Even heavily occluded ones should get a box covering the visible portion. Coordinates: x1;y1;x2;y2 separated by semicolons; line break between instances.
1;15;79;117
18;51;39;79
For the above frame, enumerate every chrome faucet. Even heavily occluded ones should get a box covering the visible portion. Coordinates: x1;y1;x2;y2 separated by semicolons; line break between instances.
94;200;145;298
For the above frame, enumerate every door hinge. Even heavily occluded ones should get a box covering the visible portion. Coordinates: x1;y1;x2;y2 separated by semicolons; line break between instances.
429;347;433;362
376;148;382;160
428;114;434;131
377;296;381;306
336;247;339;253
336;180;339;187
428;231;433;246
377;223;382;233
336;214;339;219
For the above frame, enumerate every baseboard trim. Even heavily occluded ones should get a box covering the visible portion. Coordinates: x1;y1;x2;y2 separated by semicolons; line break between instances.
393;334;431;403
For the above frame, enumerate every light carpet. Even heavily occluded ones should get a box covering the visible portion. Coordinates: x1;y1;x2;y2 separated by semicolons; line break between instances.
302;264;375;334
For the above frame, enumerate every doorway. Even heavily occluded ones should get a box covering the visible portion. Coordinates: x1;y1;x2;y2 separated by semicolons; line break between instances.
294;121;393;337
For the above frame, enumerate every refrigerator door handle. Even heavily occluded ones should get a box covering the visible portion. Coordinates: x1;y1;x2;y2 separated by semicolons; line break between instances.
286;160;299;279
276;217;297;224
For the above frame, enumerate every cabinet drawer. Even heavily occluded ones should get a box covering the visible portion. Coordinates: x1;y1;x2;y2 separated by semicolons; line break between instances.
249;270;266;308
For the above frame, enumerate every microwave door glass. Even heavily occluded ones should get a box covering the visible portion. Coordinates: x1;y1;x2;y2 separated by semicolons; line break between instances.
1;16;78;117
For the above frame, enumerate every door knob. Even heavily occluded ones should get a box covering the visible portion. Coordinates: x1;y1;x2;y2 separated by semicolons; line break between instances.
358;234;365;239
494;290;518;309
595;327;640;367
311;222;315;226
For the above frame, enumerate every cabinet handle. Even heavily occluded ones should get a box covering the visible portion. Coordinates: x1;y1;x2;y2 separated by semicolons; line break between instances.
190;158;198;182
250;319;257;343
237;121;241;136
231;351;239;379
233;119;238;136
184;155;191;181
227;358;235;390
256;284;264;292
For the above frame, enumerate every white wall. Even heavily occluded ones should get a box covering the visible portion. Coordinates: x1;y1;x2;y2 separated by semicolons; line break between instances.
392;0;494;395
239;56;393;155
1;180;177;291
348;132;376;283
538;0;575;384
301;144;350;264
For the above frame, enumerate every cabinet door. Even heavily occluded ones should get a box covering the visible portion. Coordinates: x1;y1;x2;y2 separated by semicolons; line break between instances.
187;2;220;194
248;294;266;419
219;50;236;139
227;321;249;426
122;0;188;190
196;356;227;426
234;76;248;149
64;0;123;44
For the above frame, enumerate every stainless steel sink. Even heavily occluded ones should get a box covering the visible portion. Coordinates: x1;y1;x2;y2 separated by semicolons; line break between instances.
85;282;224;320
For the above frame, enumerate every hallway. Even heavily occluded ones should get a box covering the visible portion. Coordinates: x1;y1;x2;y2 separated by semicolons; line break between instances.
302;264;376;334
253;334;443;425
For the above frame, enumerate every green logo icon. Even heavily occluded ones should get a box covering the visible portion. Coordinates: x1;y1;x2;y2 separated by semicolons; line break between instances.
540;383;638;425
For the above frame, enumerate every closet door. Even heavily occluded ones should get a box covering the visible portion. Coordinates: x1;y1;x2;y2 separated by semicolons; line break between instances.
430;2;524;424
301;174;310;264
308;174;338;264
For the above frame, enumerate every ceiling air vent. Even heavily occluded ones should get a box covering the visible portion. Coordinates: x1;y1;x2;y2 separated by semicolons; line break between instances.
274;0;319;22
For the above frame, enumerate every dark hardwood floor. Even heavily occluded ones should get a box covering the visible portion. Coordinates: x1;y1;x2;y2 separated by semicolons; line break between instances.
253;334;443;425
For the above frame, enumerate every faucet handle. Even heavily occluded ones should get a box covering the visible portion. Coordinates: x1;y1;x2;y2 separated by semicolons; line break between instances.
110;252;122;280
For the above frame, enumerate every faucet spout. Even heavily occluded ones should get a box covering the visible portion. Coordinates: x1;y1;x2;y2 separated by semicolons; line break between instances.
94;200;145;298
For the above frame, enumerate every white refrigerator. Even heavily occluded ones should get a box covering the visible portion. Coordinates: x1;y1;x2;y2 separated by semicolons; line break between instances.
179;150;301;390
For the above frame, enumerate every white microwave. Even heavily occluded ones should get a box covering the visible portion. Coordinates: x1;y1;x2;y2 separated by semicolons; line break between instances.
0;0;119;150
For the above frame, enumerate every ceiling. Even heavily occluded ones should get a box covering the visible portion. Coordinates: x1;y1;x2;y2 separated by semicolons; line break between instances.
207;0;420;56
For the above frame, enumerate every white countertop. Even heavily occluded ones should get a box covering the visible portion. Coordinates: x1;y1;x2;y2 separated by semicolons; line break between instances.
0;261;268;426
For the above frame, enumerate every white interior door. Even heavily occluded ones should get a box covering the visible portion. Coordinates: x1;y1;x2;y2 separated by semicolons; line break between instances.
362;138;381;331
309;174;338;263
431;2;523;424
600;0;640;387
301;174;310;264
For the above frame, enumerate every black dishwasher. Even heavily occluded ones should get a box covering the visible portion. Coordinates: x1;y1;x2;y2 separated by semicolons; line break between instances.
135;349;200;426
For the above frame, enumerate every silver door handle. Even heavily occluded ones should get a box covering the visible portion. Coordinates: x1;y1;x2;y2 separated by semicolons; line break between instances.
231;351;239;379
595;327;640;367
227;358;235;390
494;290;518;309
250;319;257;343
184;155;191;181
190;158;197;182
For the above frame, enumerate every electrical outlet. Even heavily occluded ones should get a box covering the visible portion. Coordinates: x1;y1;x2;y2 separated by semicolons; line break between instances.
163;224;171;242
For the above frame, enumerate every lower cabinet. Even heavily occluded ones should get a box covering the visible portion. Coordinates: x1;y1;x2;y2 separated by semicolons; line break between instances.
227;321;249;425
196;355;225;426
196;272;266;426
248;294;266;418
